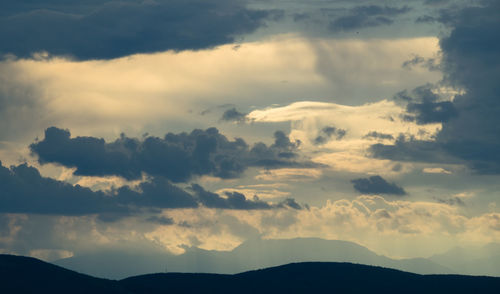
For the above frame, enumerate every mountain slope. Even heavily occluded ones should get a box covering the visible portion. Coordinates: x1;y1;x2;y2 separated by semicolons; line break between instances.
0;254;128;294
2;255;499;294
120;262;500;294
54;238;453;279
429;243;500;276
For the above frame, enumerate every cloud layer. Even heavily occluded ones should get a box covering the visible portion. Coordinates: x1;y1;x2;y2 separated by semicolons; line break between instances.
329;5;411;32
0;0;278;60
30;127;318;182
351;175;406;196
372;1;500;174
0;160;301;218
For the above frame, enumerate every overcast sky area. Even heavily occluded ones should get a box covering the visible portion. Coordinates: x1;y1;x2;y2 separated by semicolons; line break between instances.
0;0;499;264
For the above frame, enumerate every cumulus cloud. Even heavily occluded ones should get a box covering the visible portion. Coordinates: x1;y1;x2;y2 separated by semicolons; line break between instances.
0;160;128;216
314;126;346;145
248;100;439;175
255;168;323;182
351;175;406;196
369;135;457;164
30;127;318;183
363;131;394;141
191;184;302;210
283;195;500;256
220;108;247;123
422;167;451;174
2;194;499;260
0;36;441;146
145;216;175;225
0;160;300;217
371;1;500;174
402;55;441;71
0;0;280;60
329;5;411;32
395;85;457;124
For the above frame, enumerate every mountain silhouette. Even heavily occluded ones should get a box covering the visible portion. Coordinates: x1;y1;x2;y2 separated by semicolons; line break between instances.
121;262;500;294
0;254;127;294
429;243;500;276
3;254;498;294
54;237;453;279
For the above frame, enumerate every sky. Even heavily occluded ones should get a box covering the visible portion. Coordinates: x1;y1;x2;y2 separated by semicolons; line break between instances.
0;0;499;263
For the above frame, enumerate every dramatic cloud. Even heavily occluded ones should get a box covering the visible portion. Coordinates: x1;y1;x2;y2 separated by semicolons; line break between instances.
395;85;457;124
30;127;318;182
145;216;175;225
220;108;247;123
329;5;411;32
435;0;500;173
363;132;394;141
351;175;406;195
0;160;300;217
314;126;346;145
248;100;440;175
402;55;440;71
0;0;279;60
191;184;302;210
0;36;440;144
371;1;500;174
0;161;120;215
370;135;457;164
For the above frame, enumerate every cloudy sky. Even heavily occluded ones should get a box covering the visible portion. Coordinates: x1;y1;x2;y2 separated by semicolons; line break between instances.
0;0;499;262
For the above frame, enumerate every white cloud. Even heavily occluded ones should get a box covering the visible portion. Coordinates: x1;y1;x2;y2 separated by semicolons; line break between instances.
423;167;452;174
216;187;290;200
133;196;500;258
248;100;441;175
254;168;323;182
0;35;440;145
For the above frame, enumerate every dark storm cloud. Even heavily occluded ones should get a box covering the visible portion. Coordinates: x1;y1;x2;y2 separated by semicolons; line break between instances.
0;160;199;216
0;160;122;215
351;175;406;196
146;216;175;225
372;1;500;174
415;15;437;23
30;127;319;183
314;126;346;145
0;164;113;216
0;0;279;60
404;101;457;124
363;132;394;141
221;108;247;123
369;135;459;164
402;55;440;71
0;160;300;217
423;0;450;5
394;85;458;124
114;177;199;209
191;184;302;210
329;5;411;32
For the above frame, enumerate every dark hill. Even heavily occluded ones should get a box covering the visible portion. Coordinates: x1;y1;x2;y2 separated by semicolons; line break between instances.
1;254;499;293
120;262;500;294
0;254;128;294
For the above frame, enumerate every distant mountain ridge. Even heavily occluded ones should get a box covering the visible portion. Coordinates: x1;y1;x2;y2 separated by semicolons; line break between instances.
1;254;499;294
54;237;453;279
429;243;500;276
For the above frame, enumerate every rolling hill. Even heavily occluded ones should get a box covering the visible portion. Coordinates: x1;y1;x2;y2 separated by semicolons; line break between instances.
2;254;499;294
0;254;128;294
